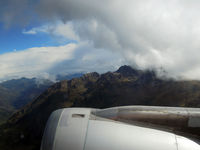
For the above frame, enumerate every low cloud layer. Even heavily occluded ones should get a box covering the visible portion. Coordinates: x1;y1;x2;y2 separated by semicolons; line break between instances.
2;0;200;79
0;44;75;81
0;42;124;81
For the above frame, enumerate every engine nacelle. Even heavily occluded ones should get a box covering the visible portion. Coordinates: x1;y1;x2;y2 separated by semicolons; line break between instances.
41;108;200;150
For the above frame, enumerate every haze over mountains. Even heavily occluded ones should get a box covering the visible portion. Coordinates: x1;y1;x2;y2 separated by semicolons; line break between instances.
0;73;83;124
0;78;53;124
0;65;200;150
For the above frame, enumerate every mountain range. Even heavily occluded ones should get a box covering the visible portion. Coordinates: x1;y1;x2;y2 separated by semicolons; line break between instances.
0;78;53;124
0;73;84;124
0;65;200;150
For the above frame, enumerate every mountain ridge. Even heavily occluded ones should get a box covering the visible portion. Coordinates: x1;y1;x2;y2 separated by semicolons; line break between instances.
0;65;200;150
0;77;53;124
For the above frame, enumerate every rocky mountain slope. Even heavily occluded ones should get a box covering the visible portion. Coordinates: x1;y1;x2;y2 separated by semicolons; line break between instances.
0;65;200;150
0;78;53;123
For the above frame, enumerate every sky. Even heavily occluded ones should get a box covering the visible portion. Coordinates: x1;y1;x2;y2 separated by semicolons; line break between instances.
1;0;200;81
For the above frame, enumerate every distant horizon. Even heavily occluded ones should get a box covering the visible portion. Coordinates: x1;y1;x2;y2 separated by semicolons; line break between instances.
1;65;199;83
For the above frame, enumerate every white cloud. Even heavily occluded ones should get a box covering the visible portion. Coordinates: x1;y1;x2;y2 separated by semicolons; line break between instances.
22;22;79;40
22;30;37;35
47;42;126;76
0;42;125;81
0;44;76;81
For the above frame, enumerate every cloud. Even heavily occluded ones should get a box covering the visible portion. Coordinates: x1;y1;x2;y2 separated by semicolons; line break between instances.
22;22;78;40
2;0;200;79
0;0;36;28
37;0;200;79
48;42;126;75
0;42;125;81
0;44;76;81
22;30;37;35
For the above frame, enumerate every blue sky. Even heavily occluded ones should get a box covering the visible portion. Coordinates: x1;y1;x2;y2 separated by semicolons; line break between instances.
0;23;68;54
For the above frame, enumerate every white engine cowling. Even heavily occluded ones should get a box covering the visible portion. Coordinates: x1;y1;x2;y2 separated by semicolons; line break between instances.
41;108;200;150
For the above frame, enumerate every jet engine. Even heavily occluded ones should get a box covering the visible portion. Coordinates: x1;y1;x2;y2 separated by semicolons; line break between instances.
41;106;200;150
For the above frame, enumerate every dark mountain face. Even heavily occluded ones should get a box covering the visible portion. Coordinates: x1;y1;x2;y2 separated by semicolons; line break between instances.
0;66;200;150
116;65;141;77
0;85;15;123
0;78;53;124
